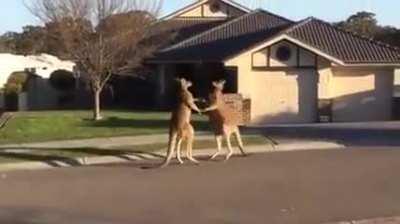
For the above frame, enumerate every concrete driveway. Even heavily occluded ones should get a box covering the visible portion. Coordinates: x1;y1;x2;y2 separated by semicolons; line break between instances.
1;148;400;224
248;121;400;147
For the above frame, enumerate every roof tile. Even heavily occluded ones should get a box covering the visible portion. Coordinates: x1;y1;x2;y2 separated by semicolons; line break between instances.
286;18;400;64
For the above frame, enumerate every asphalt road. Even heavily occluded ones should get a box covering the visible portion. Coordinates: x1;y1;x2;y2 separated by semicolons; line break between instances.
1;148;400;224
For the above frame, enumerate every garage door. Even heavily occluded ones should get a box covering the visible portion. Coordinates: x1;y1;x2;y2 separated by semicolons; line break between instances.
253;69;318;124
332;69;393;122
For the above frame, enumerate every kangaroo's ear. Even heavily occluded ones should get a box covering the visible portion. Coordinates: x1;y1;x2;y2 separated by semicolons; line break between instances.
212;81;218;87
174;78;181;83
187;81;193;87
220;80;226;86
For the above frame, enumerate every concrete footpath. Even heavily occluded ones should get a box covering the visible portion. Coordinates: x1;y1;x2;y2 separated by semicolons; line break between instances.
1;132;344;150
0;133;344;172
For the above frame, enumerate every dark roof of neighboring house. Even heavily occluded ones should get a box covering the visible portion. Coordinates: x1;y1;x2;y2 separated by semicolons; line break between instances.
152;19;230;46
150;10;400;64
285;18;400;64
151;10;293;61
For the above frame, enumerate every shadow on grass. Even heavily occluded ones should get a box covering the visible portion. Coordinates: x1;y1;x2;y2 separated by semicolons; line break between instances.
0;152;82;167
0;147;165;167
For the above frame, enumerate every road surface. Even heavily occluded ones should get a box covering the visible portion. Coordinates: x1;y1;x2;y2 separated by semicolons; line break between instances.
0;148;400;224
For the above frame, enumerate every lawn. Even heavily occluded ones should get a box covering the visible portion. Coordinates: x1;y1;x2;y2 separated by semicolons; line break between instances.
0;110;209;145
0;110;273;164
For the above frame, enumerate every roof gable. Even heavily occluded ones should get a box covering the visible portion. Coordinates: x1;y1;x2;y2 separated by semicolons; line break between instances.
150;10;293;62
161;0;250;20
162;10;292;52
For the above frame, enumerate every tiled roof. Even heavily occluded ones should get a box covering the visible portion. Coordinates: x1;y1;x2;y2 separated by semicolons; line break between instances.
163;9;292;51
285;18;400;64
152;10;293;61
149;19;229;47
151;11;400;64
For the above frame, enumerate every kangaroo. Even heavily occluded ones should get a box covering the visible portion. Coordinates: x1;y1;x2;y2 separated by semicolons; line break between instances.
160;78;202;167
203;80;247;161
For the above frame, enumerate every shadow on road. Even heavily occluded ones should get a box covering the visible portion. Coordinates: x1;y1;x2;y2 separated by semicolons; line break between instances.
247;122;400;147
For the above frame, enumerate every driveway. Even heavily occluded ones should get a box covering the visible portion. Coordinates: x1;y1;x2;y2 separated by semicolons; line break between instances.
1;148;400;224
248;121;400;147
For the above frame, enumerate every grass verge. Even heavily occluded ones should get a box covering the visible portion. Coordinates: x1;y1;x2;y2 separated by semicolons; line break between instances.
0;110;208;145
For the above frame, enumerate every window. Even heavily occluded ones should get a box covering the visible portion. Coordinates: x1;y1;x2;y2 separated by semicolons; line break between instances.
276;45;292;62
210;2;221;12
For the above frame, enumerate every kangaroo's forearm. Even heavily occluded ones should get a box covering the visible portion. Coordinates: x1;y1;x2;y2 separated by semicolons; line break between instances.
203;104;218;112
186;100;201;112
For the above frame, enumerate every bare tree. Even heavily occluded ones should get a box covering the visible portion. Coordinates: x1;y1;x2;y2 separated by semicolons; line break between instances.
26;0;166;120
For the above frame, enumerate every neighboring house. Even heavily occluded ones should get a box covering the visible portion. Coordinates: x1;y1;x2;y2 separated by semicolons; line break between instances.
148;0;400;124
0;53;75;110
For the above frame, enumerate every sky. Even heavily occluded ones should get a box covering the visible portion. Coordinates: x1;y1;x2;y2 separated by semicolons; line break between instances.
1;0;399;35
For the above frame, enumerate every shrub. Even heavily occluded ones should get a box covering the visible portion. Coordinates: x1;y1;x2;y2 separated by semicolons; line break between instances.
49;69;75;91
3;71;30;94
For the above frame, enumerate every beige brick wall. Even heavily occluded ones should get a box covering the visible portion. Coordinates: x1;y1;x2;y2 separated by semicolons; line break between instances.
223;94;251;125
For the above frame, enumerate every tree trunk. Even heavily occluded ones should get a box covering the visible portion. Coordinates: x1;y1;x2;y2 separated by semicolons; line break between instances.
93;89;102;121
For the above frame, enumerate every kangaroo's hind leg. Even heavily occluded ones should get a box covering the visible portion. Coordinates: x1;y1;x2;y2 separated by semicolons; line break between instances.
176;137;184;164
234;128;247;156
186;126;199;164
225;133;234;161
210;135;223;160
160;133;177;168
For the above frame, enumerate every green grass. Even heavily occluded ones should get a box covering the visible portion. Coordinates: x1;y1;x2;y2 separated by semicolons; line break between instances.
0;135;271;164
0;110;209;145
0;110;271;165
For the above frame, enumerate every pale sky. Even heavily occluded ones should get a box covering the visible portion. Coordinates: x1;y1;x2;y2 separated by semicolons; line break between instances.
1;0;399;34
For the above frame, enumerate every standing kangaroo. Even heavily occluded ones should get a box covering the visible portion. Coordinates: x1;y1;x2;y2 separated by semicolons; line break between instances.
161;78;202;167
203;80;247;161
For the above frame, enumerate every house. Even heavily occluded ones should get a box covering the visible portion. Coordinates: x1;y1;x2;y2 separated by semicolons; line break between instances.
0;53;156;111
148;0;400;124
395;69;400;97
0;53;76;110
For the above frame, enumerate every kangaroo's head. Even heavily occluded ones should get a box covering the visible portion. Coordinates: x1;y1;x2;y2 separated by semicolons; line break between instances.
212;80;226;92
176;78;192;90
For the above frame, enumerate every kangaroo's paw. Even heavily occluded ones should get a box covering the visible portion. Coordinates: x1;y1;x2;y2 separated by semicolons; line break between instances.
189;157;200;165
209;152;221;160
225;153;233;161
177;158;184;165
241;152;249;157
159;162;169;168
